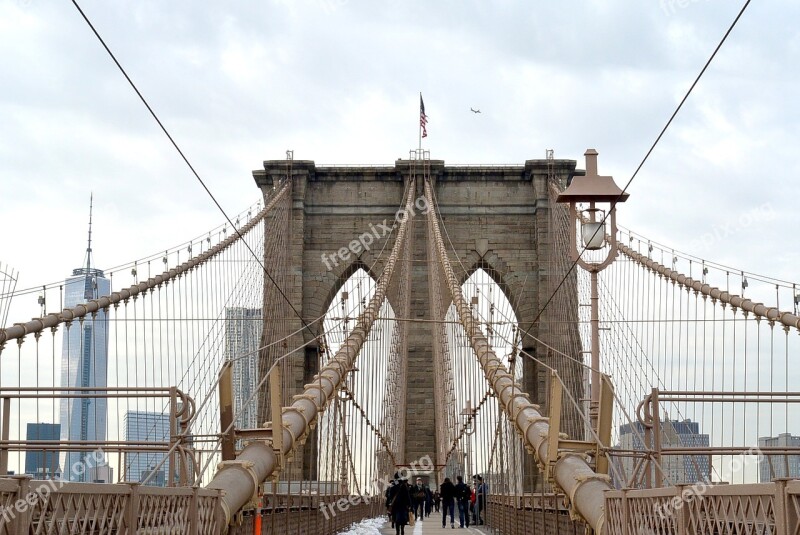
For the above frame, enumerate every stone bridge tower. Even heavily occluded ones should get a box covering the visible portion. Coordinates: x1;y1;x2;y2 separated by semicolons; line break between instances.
253;155;583;477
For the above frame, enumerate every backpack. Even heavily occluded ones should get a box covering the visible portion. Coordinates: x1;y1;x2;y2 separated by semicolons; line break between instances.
413;486;426;501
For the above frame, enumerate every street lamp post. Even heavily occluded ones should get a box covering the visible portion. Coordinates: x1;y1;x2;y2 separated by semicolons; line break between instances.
461;400;475;480
556;149;629;433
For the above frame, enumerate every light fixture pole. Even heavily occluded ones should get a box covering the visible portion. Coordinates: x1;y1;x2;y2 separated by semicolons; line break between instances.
461;400;475;480
556;149;629;433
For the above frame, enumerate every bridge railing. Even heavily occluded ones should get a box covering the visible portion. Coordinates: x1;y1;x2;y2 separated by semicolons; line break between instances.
228;496;383;535
605;478;800;534
0;476;224;534
0;386;195;486
486;493;586;535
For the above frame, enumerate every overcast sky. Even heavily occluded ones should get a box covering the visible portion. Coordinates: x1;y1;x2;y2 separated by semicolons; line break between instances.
1;0;798;314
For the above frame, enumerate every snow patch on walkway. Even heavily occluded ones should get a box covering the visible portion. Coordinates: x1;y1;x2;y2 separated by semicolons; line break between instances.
337;517;386;534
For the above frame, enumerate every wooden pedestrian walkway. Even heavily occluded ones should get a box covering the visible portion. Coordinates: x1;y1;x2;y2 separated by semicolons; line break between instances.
376;514;492;534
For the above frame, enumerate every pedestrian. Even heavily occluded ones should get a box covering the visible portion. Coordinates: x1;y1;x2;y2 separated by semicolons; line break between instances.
470;482;477;525
433;489;441;513
388;477;413;535
454;475;471;528
425;489;432;517
475;474;488;525
440;477;456;529
411;477;429;521
385;478;397;528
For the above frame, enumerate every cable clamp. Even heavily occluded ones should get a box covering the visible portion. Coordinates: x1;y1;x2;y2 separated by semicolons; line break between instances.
216;460;260;521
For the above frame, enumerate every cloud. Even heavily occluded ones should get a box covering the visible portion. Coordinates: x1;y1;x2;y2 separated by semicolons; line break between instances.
0;0;796;300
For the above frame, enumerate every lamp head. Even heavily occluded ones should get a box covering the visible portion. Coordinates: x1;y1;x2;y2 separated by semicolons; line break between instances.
582;219;606;250
556;149;629;204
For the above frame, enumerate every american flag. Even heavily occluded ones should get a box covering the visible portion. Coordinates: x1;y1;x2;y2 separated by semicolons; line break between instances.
420;94;428;138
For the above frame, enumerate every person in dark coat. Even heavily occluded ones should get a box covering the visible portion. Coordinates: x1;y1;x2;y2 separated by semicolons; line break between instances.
475;474;488;525
454;475;471;528
425;488;433;517
440;477;456;529
386;479;397;528
389;477;413;535
411;477;430;521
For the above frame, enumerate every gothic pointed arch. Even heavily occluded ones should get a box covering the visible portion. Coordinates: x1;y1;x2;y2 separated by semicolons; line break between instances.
457;252;527;327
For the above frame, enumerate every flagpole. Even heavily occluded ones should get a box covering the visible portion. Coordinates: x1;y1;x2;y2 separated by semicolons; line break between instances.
418;92;422;151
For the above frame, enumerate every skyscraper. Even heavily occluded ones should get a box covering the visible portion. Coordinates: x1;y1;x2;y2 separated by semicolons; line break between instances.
24;423;61;479
758;433;800;482
617;419;711;485
124;411;171;486
225;307;262;431
59;197;110;481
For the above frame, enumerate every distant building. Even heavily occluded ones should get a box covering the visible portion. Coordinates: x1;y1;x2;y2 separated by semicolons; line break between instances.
59;199;110;480
225;307;262;431
617;419;711;485
758;433;800;482
88;463;114;483
124;411;171;486
24;423;61;479
140;466;166;487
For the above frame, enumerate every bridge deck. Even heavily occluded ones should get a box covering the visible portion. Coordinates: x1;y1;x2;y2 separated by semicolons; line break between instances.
377;515;492;535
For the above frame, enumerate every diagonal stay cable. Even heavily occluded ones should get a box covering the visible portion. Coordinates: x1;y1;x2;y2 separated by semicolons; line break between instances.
519;0;752;339
339;383;398;467
69;0;315;337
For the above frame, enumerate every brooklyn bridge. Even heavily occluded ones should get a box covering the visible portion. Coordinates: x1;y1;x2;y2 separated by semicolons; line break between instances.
0;148;798;533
